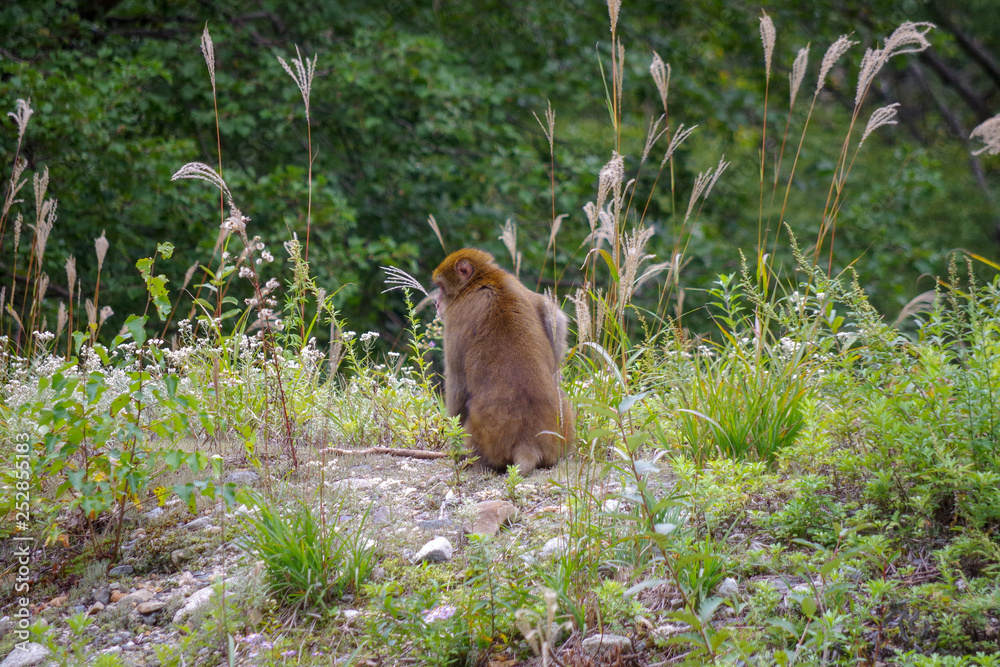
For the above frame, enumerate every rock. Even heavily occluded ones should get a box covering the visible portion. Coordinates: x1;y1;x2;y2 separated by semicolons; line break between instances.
101;646;122;656
715;577;739;599
110;591;127;603
183;517;213;531
0;642;50;667
136;601;166;615
538;535;569;559
144;507;164;520
341;610;361;623
177;571;196;587
86;601;104;615
471;500;517;536
414;519;451;532
172;586;217;624
652;623;689;639
93;587;111;605
109;583;121;590
413;536;453;564
120;589;155;607
48;594;68;607
582;633;632;656
108;565;134;577
224;470;259;485
171;548;196;568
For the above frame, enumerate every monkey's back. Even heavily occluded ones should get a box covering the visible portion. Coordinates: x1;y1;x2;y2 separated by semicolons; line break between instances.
444;270;566;470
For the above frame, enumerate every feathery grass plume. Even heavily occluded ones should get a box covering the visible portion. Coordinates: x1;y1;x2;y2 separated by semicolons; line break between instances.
95;230;109;272
856;22;934;107
607;0;620;35
13;213;22;253
660;123;698;168
427;214;445;251
381;265;428;296
171;162;234;206
278;46;317;120
650;52;671;115
684;168;713;223
85;298;96;327
760;12;776;79
499;219;520;275
34;199;56;263
8;98;33;143
583;201;600;237
641;114;667;163
3;157;27;219
816;35;857;96
860;103;901;144
634;260;671;292
703;155;731;200
547;214;567;254
619;227;655;309
65;256;76;301
584;206;617;249
56;301;66;338
596;152;625;215
33;166;48;215
532;100;555;151
99;306;113;325
970;114;1000;156
573;286;592;343
789;46;810;109
182;262;199;290
201;23;216;93
37;272;49;302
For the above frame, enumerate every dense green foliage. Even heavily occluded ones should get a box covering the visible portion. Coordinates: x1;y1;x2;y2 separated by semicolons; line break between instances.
2;0;998;343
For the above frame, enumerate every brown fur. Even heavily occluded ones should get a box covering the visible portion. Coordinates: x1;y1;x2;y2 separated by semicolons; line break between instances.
431;248;574;473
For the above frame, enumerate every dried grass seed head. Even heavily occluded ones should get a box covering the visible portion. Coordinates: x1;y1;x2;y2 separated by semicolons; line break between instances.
35;198;56;263
427;214;445;251
33;166;48;217
642;114;667;163
499;218;518;266
277;45;318;118
650;52;671;115
37;272;49;301
13;213;22;254
8;98;33;142
95;230;109;271
856;22;934;107
172;162;234;206
381;265;428;296
760;12;776;79
573;286;592;344
970;114;1000;156
65;256;76;301
661;123;698;168
817;35;857;96
597;151;625;214
789;45;810;108
607;0;621;34
57;302;67;338
4;157;28;218
860;103;901;144
532;99;555;149
201;24;216;91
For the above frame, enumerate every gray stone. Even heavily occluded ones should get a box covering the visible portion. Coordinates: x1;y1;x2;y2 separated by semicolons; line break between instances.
413;536;453;564
86;601;104;615
120;589;156;607
0;643;50;667
224;470;259;485
715;577;739;599
582;633;632;656
136;601;166;615
538;535;569;559
172;586;217;624
182;517;213;531
93;587;111;605
170;548;196;568
471;500;517;536
144;507;164;520
108;565;134;576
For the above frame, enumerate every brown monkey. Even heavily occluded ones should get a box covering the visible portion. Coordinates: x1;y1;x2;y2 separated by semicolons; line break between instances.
431;248;574;474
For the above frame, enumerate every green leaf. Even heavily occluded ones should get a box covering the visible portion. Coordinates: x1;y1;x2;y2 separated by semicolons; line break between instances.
110;393;131;416
173;483;197;512
617;391;650;415
800;595;817;618
124;314;148;346
157;242;174;259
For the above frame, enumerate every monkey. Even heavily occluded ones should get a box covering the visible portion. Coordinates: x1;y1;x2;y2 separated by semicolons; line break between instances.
431;248;574;474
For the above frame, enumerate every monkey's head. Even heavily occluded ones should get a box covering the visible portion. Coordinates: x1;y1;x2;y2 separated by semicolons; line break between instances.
431;248;498;316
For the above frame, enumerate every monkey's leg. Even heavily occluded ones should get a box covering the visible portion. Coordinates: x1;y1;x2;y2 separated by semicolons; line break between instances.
512;446;544;476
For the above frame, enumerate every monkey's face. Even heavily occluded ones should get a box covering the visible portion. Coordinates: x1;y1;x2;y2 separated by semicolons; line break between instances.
431;252;481;318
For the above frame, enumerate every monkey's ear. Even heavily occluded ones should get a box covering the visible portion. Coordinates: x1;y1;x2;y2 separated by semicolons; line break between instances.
456;259;474;282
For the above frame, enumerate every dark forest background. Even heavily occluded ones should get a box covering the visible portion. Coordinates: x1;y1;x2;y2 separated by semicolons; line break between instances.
2;0;998;342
